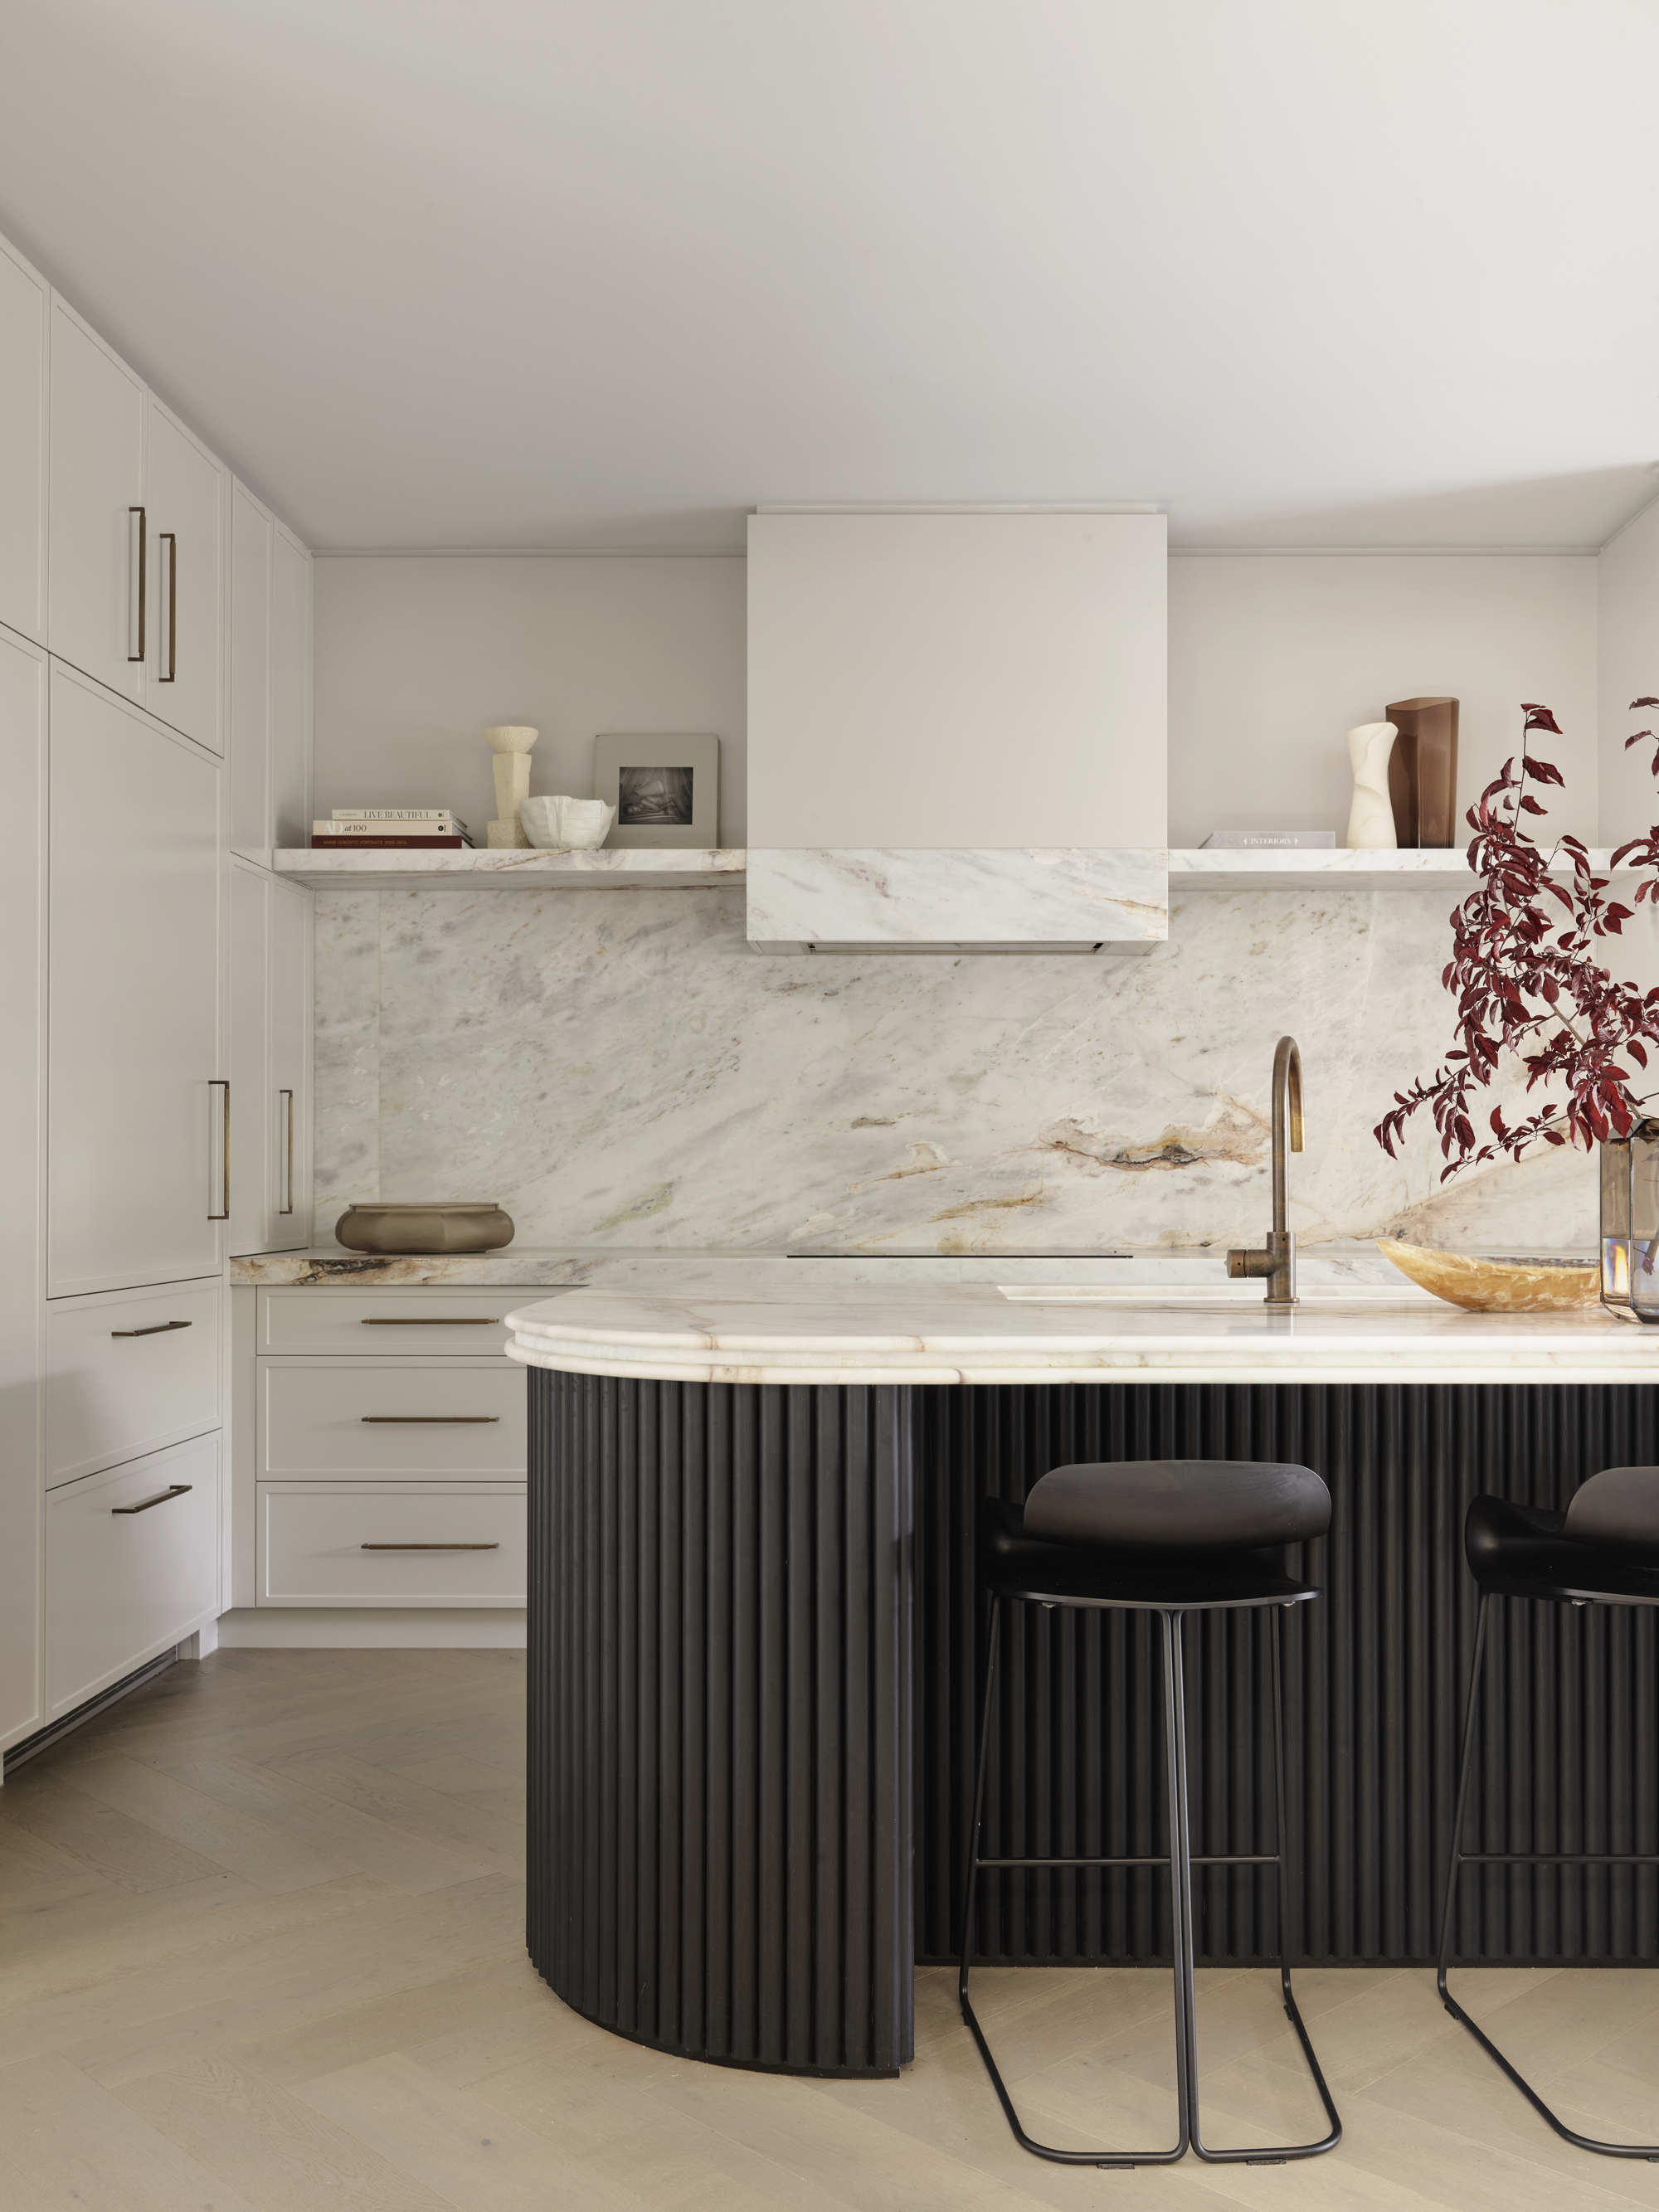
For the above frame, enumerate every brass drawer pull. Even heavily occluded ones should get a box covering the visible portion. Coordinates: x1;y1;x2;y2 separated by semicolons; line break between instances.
209;1080;230;1220
360;1415;500;1423
111;1319;192;1339
113;1484;192;1515
358;1316;501;1325
158;530;177;680
127;505;146;660
360;1542;501;1551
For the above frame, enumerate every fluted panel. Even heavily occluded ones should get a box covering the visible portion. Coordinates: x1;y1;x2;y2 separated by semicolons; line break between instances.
528;1370;916;2076
915;1383;1659;1969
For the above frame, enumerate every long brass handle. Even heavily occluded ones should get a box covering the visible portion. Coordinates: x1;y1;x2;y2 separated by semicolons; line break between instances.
127;506;146;661
360;1542;500;1551
111;1319;192;1339
358;1316;501;1325
279;1089;294;1213
360;1415;500;1423
157;531;177;681
113;1484;192;1515
209;1080;230;1219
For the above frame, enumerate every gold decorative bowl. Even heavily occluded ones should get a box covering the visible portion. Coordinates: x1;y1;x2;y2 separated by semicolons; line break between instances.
1376;1237;1598;1313
335;1203;515;1255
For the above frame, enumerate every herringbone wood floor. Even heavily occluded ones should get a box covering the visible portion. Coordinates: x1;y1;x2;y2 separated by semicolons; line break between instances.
2;1649;1659;2209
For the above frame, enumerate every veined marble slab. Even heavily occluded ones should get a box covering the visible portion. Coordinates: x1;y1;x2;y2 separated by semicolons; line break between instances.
506;1282;1657;1388
746;847;1169;950
277;847;746;892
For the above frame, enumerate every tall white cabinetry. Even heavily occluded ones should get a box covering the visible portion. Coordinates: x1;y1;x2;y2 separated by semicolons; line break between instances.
0;222;314;1756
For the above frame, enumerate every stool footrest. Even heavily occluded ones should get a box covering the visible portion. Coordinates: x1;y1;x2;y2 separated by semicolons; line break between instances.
975;1854;1279;1869
1457;1851;1659;1865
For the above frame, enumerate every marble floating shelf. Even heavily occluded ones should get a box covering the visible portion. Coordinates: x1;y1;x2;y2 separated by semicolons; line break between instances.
272;847;748;891
1167;847;1630;892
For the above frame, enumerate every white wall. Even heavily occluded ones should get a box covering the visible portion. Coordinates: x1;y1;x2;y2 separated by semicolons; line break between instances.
313;555;747;846
1168;553;1599;849
1598;498;1659;846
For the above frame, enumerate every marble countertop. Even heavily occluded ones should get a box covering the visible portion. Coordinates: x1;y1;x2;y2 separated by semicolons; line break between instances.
504;1279;1653;1387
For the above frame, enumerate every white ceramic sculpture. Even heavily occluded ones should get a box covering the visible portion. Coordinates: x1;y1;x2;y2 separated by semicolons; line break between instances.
519;795;617;851
484;725;538;848
1345;721;1398;849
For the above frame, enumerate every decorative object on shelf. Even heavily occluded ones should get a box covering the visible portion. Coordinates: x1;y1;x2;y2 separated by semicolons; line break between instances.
1200;829;1335;849
1375;701;1659;1315
318;810;472;847
519;795;616;850
1345;722;1399;848
1386;696;1459;848
593;732;719;849
334;1202;515;1254
1376;1237;1598;1312
484;726;538;848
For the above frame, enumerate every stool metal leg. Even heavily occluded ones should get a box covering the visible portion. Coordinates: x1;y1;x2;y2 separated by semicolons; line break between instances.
959;1598;1340;2166
1438;1592;1659;2161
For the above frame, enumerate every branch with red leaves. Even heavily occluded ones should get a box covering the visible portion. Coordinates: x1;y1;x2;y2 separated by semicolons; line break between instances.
1374;702;1659;1182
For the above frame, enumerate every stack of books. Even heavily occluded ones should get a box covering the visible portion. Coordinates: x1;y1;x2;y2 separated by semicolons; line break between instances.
309;809;473;849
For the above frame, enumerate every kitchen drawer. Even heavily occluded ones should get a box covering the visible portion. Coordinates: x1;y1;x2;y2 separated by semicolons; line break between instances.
258;1484;525;1606
260;1360;526;1479
46;1434;220;1719
46;1278;221;1490
257;1285;543;1357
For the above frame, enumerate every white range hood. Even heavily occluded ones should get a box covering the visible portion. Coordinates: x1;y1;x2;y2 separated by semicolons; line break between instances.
745;507;1168;954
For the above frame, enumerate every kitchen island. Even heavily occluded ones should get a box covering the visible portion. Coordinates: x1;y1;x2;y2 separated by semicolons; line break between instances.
508;1278;1659;2078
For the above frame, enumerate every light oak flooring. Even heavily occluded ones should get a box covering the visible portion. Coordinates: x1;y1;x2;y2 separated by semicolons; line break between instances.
3;1650;1659;2211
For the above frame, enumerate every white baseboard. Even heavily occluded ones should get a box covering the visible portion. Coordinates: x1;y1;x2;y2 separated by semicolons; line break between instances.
179;1618;220;1660
213;1608;527;1650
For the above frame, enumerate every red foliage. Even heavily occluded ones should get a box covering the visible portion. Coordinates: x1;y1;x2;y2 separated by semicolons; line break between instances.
1374;702;1659;1180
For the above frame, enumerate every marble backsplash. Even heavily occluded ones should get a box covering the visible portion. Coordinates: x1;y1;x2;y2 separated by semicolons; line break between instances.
313;881;1619;1255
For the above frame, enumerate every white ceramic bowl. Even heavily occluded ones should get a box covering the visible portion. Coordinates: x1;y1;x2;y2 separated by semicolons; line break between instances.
519;795;615;850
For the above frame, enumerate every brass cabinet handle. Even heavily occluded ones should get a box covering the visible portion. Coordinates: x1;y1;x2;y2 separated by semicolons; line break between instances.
360;1415;500;1423
358;1316;500;1325
157;531;178;680
360;1542;500;1551
209;1079;229;1219
279;1088;294;1213
113;1484;192;1515
128;506;146;660
111;1319;192;1339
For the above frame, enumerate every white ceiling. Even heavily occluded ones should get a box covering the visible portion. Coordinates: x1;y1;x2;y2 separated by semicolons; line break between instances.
2;0;1657;552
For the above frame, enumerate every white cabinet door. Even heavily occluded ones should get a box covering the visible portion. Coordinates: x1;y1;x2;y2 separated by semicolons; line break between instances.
0;628;45;1749
0;236;47;644
144;400;224;754
46;1434;220;1719
48;665;222;1296
227;859;270;1257
270;522;311;854
270;876;312;1246
48;299;145;702
228;483;271;859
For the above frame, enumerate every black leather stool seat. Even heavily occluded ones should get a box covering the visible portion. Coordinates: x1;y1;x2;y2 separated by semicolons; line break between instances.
1023;1457;1331;1552
985;1498;1314;1612
1466;1477;1659;1607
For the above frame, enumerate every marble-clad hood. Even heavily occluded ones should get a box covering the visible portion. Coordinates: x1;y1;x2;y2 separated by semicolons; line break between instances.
312;881;1630;1256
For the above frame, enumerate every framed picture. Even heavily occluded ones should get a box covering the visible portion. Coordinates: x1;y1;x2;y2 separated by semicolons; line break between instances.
592;732;720;849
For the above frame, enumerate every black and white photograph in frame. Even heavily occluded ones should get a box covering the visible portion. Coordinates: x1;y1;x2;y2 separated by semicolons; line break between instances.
592;732;720;848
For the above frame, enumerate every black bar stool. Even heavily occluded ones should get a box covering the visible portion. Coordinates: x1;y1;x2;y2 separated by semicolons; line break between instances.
1438;1469;1659;2161
958;1458;1342;2168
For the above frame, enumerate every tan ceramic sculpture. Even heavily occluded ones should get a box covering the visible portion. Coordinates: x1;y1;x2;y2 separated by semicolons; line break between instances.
484;726;538;848
1377;1237;1598;1312
1345;722;1399;849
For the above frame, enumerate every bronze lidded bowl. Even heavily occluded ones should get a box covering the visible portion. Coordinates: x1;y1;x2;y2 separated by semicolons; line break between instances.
334;1202;515;1255
1377;1237;1598;1314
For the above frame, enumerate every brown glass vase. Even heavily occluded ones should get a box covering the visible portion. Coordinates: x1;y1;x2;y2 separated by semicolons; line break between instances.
1386;696;1459;847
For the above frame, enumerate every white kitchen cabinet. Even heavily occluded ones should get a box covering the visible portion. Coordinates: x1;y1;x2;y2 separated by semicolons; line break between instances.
0;234;48;644
259;1485;526;1606
228;859;312;1255
48;298;146;702
46;1278;221;1491
48;664;222;1298
229;485;311;863
260;1361;526;1479
0;627;46;1750
144;399;225;754
45;1433;220;1719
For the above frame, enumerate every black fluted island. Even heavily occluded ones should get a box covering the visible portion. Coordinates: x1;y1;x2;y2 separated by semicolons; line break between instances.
506;1272;1659;2078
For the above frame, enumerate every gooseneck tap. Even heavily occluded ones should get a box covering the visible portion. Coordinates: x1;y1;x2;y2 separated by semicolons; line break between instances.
1227;1035;1304;1308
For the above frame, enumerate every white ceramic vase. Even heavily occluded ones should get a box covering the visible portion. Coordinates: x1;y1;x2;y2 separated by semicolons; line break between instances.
519;795;617;851
1345;722;1399;849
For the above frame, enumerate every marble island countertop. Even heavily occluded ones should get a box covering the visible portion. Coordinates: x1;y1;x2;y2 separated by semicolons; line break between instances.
504;1277;1653;1387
